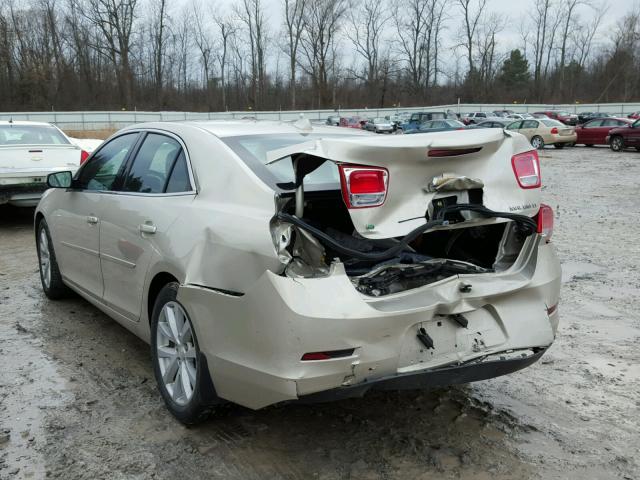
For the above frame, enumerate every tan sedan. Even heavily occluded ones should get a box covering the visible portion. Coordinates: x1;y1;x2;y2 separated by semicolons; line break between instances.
35;122;561;424
506;118;577;149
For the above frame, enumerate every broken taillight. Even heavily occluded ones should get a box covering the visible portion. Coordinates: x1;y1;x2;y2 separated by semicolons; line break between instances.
511;150;541;189
536;204;554;241
339;164;388;208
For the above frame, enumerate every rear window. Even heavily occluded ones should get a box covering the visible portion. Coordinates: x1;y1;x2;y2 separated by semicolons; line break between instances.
0;125;70;145
541;119;564;127
222;133;360;191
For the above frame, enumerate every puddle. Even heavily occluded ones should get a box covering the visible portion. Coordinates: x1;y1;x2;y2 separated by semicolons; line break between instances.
0;321;71;478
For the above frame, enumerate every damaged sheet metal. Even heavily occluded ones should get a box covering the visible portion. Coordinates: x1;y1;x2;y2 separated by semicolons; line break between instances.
266;129;539;239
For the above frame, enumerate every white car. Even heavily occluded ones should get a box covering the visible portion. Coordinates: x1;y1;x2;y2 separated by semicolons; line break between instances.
35;120;561;424
0;121;90;207
506;113;535;120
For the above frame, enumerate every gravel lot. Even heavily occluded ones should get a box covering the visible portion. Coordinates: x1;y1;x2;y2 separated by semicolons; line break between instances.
1;145;639;480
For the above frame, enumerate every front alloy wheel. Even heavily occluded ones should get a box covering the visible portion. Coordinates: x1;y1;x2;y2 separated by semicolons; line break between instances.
610;136;624;152
36;219;70;299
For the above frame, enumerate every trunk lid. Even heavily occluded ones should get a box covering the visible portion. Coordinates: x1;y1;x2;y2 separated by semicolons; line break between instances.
0;144;81;171
267;129;540;239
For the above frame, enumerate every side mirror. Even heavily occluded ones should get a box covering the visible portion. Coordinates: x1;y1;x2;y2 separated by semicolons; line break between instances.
47;171;73;188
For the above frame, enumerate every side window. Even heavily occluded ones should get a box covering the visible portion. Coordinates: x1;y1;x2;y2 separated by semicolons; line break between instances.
586;120;604;128
165;151;192;193
123;133;182;193
522;120;538;129
77;133;138;191
506;121;522;130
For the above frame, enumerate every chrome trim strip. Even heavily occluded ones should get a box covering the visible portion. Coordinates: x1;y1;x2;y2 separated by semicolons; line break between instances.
60;241;99;257
100;252;136;269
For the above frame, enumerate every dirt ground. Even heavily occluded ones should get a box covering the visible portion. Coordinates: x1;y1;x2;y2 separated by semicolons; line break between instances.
1;145;639;480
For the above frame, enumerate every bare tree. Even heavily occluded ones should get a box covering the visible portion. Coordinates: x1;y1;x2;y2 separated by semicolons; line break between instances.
81;0;139;107
282;0;306;109
347;3;391;91
214;13;236;111
299;0;347;107
149;0;170;99
457;0;487;77
235;0;268;109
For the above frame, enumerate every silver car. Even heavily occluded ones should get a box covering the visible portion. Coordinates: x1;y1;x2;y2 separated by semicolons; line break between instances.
35;120;561;424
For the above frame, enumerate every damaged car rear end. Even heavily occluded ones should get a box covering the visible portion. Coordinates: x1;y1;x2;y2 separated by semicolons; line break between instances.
181;126;561;410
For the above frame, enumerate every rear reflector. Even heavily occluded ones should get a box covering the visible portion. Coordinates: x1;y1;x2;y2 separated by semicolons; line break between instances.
428;147;481;157
80;150;90;164
301;349;355;361
339;165;388;208
511;150;541;188
536;204;554;241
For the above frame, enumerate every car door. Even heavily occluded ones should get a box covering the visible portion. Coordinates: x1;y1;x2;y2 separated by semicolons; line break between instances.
519;120;539;141
580;119;603;144
97;131;196;322
625;120;640;146
52;132;140;299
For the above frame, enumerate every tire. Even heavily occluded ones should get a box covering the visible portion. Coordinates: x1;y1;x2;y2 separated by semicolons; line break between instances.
553;143;565;149
585;144;594;147
610;136;624;152
531;136;545;149
150;282;221;425
36;219;70;299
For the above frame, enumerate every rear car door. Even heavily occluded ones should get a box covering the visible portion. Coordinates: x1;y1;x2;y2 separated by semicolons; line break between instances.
52;132;140;298
580;119;603;144
98;131;196;322
624;120;640;146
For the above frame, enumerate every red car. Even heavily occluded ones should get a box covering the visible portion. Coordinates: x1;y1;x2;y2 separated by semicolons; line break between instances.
339;117;363;129
627;112;640;119
575;118;633;146
606;119;640;151
533;110;578;126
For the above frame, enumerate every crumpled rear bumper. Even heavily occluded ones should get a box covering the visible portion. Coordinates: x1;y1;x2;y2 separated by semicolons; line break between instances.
298;347;546;403
178;236;561;410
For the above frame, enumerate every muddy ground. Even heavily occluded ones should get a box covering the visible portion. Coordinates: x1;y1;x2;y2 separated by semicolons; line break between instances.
1;145;639;480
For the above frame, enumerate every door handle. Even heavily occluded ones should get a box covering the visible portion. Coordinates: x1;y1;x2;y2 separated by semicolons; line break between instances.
86;216;99;225
139;223;157;234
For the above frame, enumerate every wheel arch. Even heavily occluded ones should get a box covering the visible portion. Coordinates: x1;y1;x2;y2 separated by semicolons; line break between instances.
147;272;179;325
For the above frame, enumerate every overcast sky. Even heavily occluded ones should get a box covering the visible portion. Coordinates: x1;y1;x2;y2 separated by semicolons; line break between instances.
212;0;639;74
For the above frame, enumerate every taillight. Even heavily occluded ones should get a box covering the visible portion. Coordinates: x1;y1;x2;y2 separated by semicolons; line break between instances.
536;204;554;241
80;150;90;164
550;127;559;134
339;165;388;208
511;150;541;188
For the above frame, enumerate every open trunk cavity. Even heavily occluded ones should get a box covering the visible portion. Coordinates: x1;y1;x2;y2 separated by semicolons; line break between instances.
274;190;531;297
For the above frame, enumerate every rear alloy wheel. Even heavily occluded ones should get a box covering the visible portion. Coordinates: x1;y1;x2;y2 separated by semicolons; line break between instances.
151;282;220;425
610;136;624;152
531;136;545;149
36;219;70;299
553;143;565;149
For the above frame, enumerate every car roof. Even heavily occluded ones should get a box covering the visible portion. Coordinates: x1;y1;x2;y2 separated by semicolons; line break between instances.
124;120;373;138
